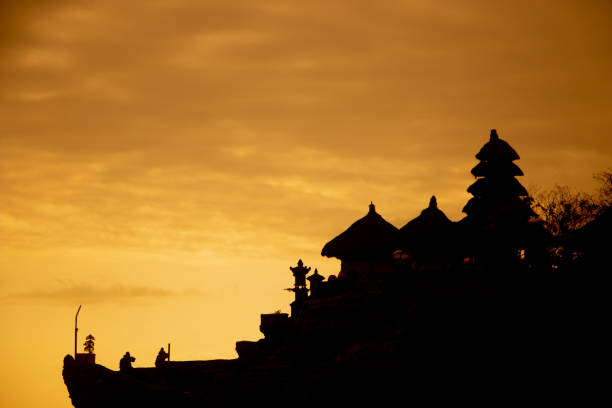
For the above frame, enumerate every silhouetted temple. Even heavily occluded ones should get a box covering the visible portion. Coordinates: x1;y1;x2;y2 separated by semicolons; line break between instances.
398;195;456;270
321;202;398;280
63;129;596;408
460;129;548;267
464;129;530;220
318;129;548;274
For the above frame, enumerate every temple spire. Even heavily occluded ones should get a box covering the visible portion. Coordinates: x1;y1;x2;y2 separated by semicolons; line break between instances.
490;129;499;141
429;196;437;209
307;268;325;298
288;259;311;316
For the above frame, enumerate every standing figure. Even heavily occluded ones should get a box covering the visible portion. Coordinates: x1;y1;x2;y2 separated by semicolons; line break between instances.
119;352;135;372
155;347;169;368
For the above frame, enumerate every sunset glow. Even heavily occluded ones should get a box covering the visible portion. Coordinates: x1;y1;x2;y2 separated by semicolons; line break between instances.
1;1;611;407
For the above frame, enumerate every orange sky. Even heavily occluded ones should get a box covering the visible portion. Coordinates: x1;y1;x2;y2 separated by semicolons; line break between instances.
1;1;611;407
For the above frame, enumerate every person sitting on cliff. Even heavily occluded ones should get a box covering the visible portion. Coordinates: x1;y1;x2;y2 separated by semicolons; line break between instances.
119;352;135;372
155;347;169;368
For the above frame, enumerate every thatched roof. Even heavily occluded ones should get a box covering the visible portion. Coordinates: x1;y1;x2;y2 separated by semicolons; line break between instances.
321;203;399;260
471;161;524;178
398;196;455;254
399;196;452;236
475;129;520;161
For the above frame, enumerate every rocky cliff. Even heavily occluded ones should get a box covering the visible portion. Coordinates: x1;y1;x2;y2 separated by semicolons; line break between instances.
63;268;598;407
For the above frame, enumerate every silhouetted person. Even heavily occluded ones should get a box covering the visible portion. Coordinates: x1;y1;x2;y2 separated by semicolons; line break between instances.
119;352;135;372
155;347;169;368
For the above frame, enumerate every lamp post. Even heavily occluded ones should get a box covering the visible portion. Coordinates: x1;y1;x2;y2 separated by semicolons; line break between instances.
74;305;82;358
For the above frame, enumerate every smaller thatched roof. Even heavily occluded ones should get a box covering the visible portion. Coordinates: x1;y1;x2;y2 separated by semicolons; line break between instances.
321;203;399;261
475;129;520;161
398;196;455;254
399;196;452;236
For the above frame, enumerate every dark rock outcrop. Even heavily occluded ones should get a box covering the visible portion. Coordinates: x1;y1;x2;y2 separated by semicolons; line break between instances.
63;268;597;407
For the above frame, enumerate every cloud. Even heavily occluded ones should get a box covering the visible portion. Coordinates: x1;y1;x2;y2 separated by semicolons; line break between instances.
0;0;611;259
1;281;202;305
0;139;476;257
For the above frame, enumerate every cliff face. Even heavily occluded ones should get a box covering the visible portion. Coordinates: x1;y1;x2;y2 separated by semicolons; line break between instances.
63;268;597;408
62;355;201;408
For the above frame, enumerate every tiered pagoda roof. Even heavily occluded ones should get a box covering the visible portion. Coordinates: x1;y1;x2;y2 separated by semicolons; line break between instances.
463;129;534;221
467;177;528;198
475;131;519;161
471;161;523;178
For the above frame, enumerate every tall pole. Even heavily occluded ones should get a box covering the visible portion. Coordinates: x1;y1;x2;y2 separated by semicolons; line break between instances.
167;343;171;361
74;305;82;358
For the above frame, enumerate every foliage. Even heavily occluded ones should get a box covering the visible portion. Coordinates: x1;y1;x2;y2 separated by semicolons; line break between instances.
530;168;612;270
83;334;95;354
532;185;598;237
595;168;612;208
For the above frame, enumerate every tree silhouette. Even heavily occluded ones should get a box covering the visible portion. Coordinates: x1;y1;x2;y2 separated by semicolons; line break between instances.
83;334;95;354
531;169;612;270
595;168;612;208
533;186;598;237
